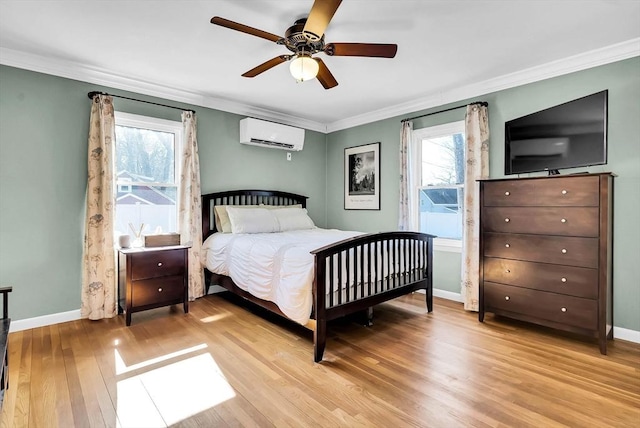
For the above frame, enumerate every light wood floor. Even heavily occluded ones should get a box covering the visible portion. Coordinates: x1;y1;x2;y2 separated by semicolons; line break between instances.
2;293;639;427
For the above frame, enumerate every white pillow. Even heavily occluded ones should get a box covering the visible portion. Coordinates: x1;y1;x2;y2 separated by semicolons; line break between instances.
272;207;316;231
226;206;280;234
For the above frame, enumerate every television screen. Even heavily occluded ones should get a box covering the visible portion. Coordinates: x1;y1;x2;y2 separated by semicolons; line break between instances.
505;90;608;175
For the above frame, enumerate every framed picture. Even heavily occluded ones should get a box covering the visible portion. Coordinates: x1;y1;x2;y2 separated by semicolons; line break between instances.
344;142;381;210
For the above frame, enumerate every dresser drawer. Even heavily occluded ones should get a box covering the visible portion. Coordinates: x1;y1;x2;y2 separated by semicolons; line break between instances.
484;282;597;330
483;233;599;268
482;176;600;207
482;207;599;236
131;276;185;307
131;249;185;280
483;258;598;299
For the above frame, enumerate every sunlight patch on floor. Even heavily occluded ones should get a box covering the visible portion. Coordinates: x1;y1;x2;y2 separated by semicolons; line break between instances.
115;347;236;426
115;343;208;375
199;313;230;323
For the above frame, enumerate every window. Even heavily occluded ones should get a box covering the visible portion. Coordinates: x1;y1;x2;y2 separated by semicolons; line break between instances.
413;121;465;251
113;112;182;239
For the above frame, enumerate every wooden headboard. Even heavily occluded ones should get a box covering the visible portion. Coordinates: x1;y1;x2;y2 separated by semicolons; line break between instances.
201;190;308;240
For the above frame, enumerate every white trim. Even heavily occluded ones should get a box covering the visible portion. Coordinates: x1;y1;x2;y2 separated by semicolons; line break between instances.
8;305;639;344
614;326;640;344
325;38;640;132
433;238;462;253
1;39;638;134
9;309;81;332
0;47;327;134
432;288;463;303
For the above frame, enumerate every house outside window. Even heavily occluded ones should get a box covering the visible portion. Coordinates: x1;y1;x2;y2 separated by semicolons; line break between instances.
413;120;465;251
113;112;182;239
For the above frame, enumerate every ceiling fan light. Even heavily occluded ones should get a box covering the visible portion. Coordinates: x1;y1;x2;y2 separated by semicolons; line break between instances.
289;55;319;82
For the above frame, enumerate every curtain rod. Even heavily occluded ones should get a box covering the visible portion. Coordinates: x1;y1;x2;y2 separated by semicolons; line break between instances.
401;101;488;122
87;91;196;114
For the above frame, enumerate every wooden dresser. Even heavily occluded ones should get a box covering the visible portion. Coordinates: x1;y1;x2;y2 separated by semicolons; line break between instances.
479;173;614;354
118;245;189;326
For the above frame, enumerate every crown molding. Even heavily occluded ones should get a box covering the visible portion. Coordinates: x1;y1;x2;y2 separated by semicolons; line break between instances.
325;38;640;133
0;47;327;133
2;38;638;135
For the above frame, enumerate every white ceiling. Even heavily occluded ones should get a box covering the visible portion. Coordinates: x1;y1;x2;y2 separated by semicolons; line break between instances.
1;1;639;133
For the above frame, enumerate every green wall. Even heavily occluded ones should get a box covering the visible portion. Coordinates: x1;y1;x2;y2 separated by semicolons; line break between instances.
0;65;327;321
326;57;640;331
1;57;638;332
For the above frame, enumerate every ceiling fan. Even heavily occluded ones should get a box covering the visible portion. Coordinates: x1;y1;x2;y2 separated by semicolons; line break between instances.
210;0;397;89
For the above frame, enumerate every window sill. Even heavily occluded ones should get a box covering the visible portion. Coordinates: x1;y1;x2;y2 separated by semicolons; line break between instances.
433;238;462;253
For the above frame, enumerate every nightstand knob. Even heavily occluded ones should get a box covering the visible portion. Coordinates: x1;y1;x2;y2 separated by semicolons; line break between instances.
561;277;567;283
158;287;163;292
504;191;510;196
561;218;567;223
158;262;163;267
561;248;567;254
504;218;510;223
561;307;567;312
505;243;510;248
506;269;511;273
505;296;510;301
561;190;567;195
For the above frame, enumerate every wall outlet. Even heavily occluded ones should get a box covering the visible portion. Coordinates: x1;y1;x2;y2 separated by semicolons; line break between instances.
287;152;292;161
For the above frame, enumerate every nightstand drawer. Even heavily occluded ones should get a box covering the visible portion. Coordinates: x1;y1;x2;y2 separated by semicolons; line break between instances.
131;250;185;280
482;207;599;237
483;258;598;299
131;276;185;308
484;282;597;330
483;233;598;268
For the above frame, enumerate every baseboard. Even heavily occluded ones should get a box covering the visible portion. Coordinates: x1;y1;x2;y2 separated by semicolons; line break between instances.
8;296;640;345
613;326;640;344
9;309;81;333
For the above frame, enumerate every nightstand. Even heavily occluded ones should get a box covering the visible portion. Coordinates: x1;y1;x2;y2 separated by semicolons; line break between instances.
118;245;189;326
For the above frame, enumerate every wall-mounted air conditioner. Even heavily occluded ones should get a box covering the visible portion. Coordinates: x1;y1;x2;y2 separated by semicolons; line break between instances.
239;117;305;151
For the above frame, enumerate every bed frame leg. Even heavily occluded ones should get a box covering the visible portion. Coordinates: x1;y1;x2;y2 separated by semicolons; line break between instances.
366;307;374;326
426;286;433;313
314;319;326;363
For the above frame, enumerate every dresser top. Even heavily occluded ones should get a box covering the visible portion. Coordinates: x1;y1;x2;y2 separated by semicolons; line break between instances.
478;172;615;183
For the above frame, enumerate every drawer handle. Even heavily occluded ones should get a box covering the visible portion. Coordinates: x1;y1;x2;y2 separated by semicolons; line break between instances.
561;190;567;195
158;262;163;267
560;218;567;223
505;269;511;273
505;296;510;301
504;218;510;223
504;191;510;196
505;243;510;248
158;287;163;292
561;277;567;283
561;307;567;312
561;248;567;254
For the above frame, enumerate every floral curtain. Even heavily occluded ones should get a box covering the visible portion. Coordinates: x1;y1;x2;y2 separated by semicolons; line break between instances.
461;103;490;311
81;95;117;320
179;111;204;300
398;120;415;230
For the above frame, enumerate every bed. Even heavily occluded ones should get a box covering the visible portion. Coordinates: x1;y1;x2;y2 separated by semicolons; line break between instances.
201;190;435;362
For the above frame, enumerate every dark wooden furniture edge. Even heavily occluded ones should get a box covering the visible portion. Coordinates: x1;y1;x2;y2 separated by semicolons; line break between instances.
0;286;12;410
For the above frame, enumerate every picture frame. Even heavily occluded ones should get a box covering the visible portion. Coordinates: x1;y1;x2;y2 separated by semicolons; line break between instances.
344;142;381;210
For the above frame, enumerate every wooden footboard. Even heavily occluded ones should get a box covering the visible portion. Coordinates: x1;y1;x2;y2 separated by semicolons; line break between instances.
311;231;434;362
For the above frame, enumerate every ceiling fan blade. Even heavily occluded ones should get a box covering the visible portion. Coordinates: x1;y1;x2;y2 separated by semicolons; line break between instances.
303;0;342;42
242;55;291;78
324;43;398;58
314;58;338;89
211;16;282;43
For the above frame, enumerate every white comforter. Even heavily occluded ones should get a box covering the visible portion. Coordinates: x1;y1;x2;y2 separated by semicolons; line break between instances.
202;228;363;324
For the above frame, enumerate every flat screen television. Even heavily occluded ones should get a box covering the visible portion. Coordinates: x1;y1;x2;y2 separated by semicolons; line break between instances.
504;90;608;175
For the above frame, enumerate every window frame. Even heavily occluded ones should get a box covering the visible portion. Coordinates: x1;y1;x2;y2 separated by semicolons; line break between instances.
413;120;465;253
113;111;183;235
